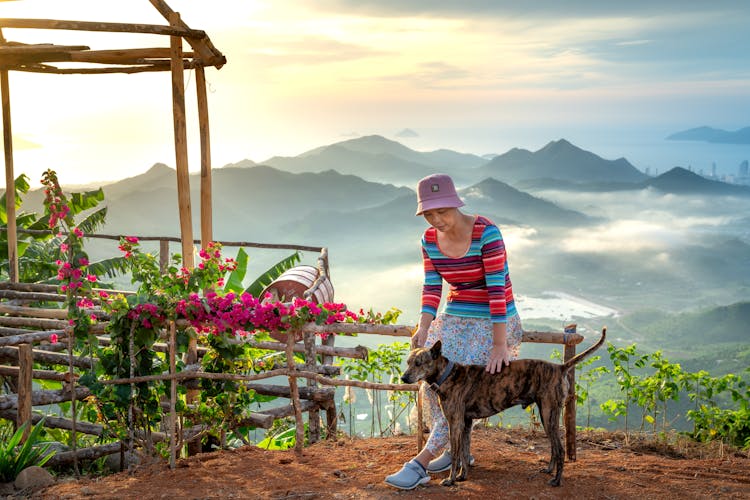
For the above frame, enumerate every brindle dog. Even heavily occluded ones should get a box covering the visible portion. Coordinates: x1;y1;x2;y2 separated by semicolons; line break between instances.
401;328;606;487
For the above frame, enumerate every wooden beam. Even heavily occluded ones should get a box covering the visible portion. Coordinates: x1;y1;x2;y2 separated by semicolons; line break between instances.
0;345;94;369
0;365;70;381
0;385;91;411
1;67;17;282
0;18;205;38
169;12;194;270
196;65;212;247
148;0;226;68
10;61;197;75
0;44;90;55
169;10;198;456
69;47;194;64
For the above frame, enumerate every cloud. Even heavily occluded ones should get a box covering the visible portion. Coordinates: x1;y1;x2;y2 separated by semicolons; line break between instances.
560;220;688;253
313;1;748;19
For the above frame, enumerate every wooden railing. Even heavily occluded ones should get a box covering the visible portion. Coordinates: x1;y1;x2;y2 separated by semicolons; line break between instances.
0;231;588;465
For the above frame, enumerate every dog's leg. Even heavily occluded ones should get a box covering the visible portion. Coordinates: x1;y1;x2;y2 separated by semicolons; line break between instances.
442;412;464;486
457;416;472;481
539;401;564;487
537;401;554;475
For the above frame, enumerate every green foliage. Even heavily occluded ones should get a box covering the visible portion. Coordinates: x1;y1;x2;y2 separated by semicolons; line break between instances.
683;369;750;449
244;251;301;297
0;419;55;482
0;172;127;284
600;342;750;449
339;341;414;437
0;174;56;277
257;419;302;450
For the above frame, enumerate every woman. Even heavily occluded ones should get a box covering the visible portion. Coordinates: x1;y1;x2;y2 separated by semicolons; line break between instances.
385;173;523;490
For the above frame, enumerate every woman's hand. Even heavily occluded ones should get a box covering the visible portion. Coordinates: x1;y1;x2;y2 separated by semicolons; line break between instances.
411;326;429;349
486;343;510;374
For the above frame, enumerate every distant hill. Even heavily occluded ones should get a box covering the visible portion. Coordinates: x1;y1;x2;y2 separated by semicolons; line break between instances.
622;302;750;345
262;144;437;185
667;126;750;144
262;135;486;185
299;135;486;170
477;139;648;185
281;176;595;258
642;167;750;196
98;165;411;240
512;166;750;197
459;178;594;227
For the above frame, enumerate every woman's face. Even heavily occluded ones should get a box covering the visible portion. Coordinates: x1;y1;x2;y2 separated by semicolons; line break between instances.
422;207;459;232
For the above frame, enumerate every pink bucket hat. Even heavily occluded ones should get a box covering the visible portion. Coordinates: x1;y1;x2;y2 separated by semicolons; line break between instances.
415;173;464;215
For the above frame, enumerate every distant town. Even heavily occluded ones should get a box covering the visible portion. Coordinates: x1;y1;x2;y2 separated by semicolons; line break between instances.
645;159;750;186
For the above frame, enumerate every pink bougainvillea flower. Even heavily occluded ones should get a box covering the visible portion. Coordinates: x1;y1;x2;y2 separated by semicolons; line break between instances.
86;274;97;282
50;333;58;344
125;236;139;244
73;227;84;238
60;243;69;252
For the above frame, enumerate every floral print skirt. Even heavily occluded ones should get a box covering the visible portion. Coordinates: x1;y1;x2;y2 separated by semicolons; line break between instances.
421;312;523;455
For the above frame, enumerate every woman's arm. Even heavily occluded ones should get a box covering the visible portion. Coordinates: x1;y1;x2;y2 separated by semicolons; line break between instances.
411;312;434;349
486;322;510;373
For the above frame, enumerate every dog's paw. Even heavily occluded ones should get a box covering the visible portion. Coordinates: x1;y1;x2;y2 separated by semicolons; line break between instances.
548;477;562;487
440;478;455;487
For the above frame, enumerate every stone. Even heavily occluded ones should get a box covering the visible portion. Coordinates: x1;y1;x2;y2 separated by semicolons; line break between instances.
104;450;140;472
13;465;55;490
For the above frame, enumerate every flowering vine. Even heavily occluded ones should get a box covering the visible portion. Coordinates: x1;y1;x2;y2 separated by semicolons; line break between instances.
41;169;99;345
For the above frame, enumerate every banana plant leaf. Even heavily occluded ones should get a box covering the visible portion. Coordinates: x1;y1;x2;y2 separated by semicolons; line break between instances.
245;251;301;298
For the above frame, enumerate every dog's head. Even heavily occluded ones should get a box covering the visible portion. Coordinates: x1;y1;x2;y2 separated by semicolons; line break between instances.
401;340;443;384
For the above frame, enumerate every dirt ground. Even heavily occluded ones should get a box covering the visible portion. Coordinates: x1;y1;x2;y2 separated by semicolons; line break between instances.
32;427;750;499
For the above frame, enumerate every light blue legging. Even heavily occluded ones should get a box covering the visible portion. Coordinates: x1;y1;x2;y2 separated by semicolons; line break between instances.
422;313;522;455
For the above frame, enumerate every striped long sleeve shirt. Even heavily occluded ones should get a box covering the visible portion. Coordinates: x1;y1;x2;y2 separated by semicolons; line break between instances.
420;216;516;323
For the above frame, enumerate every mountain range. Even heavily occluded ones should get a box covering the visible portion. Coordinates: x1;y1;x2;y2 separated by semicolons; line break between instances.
667;126;750;144
7;135;750;340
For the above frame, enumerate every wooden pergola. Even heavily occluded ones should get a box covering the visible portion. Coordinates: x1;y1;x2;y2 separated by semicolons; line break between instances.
0;0;227;279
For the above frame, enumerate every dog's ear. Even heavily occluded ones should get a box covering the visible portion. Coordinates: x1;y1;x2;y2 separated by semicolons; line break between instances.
430;340;442;359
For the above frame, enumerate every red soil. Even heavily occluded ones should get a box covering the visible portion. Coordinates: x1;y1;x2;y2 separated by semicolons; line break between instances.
34;427;750;499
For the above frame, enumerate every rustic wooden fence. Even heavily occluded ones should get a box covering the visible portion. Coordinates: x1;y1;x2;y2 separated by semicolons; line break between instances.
0;234;587;469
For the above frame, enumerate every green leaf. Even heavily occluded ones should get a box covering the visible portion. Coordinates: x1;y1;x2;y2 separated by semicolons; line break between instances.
0;174;31;224
76;206;107;234
223;247;249;293
245;251;301;297
87;255;131;280
69;188;104;214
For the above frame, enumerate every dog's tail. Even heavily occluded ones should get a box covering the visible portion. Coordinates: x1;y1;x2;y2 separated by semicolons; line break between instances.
562;327;607;372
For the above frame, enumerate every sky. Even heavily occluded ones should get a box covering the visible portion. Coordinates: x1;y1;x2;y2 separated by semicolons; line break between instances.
1;0;749;187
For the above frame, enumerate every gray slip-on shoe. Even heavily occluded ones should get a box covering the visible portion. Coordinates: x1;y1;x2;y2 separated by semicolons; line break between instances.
426;450;476;473
384;459;430;490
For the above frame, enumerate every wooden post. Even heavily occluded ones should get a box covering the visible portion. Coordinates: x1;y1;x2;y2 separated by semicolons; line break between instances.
303;331;320;442
168;11;194;270
195;65;212;247
169;321;177;469
563;323;577;461
286;330;304;453
16;343;32;440
159;239;169;274
169;11;199;455
1;67;18;283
